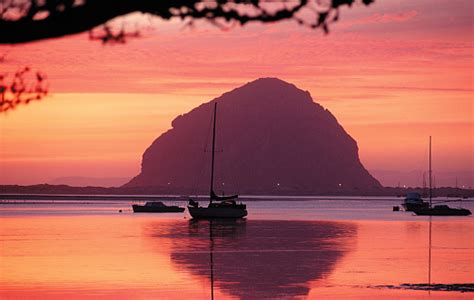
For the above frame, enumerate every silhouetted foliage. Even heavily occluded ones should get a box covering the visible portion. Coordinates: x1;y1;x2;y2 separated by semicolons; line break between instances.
0;66;48;112
88;24;141;45
0;0;374;111
0;0;374;44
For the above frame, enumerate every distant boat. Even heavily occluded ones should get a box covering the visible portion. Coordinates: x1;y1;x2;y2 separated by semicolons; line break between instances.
132;201;185;213
402;192;429;212
412;137;472;216
188;102;248;219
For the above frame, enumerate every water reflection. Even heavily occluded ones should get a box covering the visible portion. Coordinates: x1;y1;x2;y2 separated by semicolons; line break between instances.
146;219;356;299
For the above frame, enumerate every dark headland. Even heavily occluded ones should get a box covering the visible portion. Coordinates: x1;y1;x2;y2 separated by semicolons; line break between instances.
126;78;381;194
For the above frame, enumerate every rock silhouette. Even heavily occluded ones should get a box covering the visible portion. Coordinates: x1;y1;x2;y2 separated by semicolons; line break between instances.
125;78;381;194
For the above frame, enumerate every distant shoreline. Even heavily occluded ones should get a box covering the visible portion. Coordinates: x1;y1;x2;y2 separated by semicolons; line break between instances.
1;195;473;203
1;184;473;198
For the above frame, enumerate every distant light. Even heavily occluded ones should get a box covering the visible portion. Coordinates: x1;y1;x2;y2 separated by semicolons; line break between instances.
277;183;280;186
403;185;406;188
222;182;225;185
338;183;342;187
167;182;171;185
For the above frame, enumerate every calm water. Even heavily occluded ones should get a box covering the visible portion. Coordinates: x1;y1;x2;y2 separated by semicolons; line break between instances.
1;197;473;299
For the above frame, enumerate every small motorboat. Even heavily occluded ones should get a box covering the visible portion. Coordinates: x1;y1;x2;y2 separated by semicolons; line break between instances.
402;192;429;211
413;205;471;216
132;201;185;213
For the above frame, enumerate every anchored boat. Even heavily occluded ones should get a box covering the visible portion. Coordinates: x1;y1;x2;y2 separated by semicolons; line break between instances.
413;204;471;216
132;201;184;213
187;102;248;219
412;137;471;216
402;192;429;212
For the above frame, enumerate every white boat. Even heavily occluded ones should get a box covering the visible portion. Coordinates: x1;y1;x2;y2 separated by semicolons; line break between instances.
402;192;429;211
187;102;248;219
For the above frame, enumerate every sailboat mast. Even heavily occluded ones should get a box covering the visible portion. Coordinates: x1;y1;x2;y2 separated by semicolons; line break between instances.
429;136;432;208
209;103;217;204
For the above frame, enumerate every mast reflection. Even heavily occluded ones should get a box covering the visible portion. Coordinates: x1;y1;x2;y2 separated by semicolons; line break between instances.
147;219;356;299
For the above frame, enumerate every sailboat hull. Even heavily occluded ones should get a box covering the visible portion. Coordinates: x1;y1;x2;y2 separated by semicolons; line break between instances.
413;206;472;216
188;206;248;219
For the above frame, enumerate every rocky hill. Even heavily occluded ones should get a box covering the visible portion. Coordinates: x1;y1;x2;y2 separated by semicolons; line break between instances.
125;78;382;194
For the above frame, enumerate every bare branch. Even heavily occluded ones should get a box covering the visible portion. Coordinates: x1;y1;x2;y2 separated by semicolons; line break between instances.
0;66;49;112
88;23;140;44
0;0;374;44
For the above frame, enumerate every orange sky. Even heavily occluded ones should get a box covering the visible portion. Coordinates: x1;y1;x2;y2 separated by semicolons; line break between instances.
0;0;472;187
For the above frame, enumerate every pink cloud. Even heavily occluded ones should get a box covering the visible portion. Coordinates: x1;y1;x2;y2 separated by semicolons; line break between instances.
347;10;418;26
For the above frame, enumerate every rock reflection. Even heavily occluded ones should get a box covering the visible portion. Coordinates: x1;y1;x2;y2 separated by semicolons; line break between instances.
147;220;356;299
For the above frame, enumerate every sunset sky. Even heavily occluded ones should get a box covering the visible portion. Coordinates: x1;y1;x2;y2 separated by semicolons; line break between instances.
0;0;472;187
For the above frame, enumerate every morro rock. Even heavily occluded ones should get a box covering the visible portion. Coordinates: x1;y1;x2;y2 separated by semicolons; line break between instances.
125;78;381;194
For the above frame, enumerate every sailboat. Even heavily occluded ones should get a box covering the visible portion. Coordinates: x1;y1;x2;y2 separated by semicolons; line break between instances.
413;137;471;216
187;102;248;219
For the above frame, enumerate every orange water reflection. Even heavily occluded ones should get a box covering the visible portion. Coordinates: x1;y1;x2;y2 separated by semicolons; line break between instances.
145;219;356;299
309;220;474;298
1;213;473;299
0;215;210;299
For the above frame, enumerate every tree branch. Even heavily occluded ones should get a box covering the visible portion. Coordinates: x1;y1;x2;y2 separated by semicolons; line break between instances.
0;66;48;112
0;0;374;44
